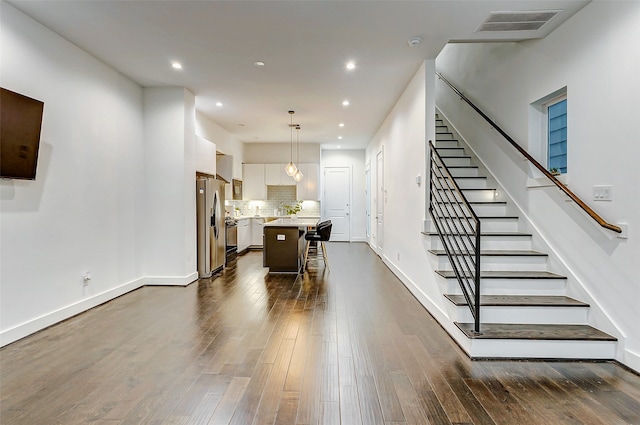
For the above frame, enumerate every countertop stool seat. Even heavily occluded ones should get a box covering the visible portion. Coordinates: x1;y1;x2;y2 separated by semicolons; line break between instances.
304;220;332;271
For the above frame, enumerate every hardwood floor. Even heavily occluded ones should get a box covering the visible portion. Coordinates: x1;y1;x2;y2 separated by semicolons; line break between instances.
2;243;639;424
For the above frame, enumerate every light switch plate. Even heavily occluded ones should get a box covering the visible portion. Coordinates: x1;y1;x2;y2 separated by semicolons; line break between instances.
593;185;613;201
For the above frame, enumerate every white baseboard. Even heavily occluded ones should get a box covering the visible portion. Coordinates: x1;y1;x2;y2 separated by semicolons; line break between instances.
623;348;640;374
0;276;146;347
145;271;198;287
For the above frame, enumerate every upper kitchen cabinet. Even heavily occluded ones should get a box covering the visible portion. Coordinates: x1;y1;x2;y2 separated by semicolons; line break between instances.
242;163;266;199
265;163;294;186
296;163;319;200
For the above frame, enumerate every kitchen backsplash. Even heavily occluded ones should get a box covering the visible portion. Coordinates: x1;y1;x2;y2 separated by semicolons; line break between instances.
226;185;320;217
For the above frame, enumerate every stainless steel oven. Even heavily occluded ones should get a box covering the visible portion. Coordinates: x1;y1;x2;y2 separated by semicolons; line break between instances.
225;218;238;261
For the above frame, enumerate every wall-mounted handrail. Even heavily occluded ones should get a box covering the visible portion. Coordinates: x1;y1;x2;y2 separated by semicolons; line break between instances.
429;140;482;334
435;71;622;234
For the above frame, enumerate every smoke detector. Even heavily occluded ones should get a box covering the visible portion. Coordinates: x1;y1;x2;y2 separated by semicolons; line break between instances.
408;37;422;47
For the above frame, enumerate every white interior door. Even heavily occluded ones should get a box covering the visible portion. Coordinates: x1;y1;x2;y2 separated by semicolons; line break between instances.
323;167;350;242
376;149;384;254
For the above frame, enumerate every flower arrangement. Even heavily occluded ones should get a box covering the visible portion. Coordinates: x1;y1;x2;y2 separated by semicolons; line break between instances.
283;200;303;215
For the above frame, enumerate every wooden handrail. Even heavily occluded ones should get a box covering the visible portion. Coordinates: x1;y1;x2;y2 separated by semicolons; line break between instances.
436;71;622;234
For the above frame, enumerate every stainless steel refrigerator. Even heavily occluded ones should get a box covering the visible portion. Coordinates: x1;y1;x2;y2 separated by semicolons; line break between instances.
196;177;226;277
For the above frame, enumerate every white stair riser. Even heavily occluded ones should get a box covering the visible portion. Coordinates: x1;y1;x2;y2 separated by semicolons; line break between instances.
444;278;567;296
441;156;472;166
435;140;460;149
436;132;455;140
432;218;519;233
430;235;532;251
451;305;588;324
436;148;466;157
435;255;548;271
469;203;507;215
458;189;495;202
453;178;488;189
466;339;616;360
431;203;504;217
445;167;479;177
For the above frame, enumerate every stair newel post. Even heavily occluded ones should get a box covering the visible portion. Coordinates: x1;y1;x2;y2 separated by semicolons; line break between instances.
474;219;482;334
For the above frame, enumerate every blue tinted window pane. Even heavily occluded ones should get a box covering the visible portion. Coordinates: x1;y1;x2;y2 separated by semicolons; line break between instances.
548;99;567;173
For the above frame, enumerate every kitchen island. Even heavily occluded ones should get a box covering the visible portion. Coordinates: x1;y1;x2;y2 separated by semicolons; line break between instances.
263;218;318;273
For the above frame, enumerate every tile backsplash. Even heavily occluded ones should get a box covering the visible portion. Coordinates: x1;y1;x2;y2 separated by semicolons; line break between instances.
226;185;320;217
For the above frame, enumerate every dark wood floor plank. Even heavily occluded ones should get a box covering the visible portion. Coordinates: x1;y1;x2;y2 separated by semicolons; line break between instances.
208;377;251;425
2;245;640;425
274;391;299;425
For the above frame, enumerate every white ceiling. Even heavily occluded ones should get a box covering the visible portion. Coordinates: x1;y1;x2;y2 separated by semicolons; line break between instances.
8;0;589;150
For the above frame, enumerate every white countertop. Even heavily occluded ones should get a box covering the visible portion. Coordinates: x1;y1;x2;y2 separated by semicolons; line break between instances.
263;218;319;227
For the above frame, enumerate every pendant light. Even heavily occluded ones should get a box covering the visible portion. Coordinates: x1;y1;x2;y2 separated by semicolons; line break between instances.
293;125;304;182
284;110;298;176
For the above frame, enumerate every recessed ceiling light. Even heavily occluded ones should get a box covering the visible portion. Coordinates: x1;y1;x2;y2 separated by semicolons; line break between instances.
337;145;341;149
338;136;343;140
254;61;265;67
172;62;182;69
339;123;345;127
346;61;356;70
408;37;422;47
342;100;350;106
216;102;223;107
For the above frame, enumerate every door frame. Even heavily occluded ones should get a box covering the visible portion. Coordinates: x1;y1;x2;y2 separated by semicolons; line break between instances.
375;147;384;256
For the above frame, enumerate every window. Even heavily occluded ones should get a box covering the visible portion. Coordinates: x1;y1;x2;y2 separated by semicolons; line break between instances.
547;97;567;173
528;88;568;179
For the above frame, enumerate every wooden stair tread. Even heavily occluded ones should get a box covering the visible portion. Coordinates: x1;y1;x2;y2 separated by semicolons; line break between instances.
437;176;486;179
435;270;566;279
454;322;617;341
433;215;519;220
429;249;546;256
424;231;531;237
445;294;588;307
438;165;476;169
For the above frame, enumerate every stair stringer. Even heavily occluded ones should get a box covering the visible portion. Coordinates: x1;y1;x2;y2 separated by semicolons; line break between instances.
431;109;621;359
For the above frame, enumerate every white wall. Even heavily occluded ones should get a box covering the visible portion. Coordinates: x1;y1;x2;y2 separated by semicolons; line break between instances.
0;3;205;346
142;88;198;283
196;112;244;179
436;1;640;371
244;142;321;164
321;150;367;242
365;61;453;327
0;2;145;344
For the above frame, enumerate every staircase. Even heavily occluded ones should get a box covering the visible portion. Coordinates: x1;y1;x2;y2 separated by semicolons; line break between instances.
427;113;617;359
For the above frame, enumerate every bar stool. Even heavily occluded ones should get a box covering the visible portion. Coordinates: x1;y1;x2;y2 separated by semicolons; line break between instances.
304;220;332;270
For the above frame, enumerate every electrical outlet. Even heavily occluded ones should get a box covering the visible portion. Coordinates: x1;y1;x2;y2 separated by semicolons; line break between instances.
593;185;613;201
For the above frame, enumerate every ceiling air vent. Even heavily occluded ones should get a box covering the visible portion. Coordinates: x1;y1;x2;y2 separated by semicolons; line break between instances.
478;10;560;32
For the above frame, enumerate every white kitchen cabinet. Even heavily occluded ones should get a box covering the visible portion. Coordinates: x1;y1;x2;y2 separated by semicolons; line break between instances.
243;163;266;200
237;218;250;252
296;163;319;200
250;218;265;247
265;163;293;186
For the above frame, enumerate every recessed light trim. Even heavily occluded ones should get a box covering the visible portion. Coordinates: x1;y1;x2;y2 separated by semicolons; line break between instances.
338;136;343;140
254;61;265;67
172;62;182;69
216;102;223;107
339;123;345;127
346;61;356;70
342;100;350;106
